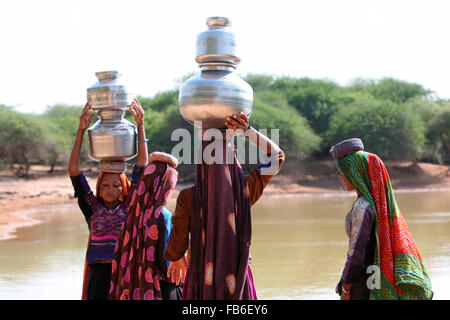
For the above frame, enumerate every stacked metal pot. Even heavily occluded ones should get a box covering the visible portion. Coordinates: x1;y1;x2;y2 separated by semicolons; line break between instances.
86;71;137;172
179;16;254;129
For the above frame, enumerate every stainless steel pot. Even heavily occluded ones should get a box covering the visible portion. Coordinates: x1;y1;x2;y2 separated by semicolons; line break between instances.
179;17;253;129
87;70;130;110
86;71;137;169
87;110;137;162
196;17;240;66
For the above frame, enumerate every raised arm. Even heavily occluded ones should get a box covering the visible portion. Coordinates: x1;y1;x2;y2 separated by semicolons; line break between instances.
129;98;148;167
68;103;95;177
226;112;285;203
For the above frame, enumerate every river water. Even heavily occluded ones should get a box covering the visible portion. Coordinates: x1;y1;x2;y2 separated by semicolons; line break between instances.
1;190;449;300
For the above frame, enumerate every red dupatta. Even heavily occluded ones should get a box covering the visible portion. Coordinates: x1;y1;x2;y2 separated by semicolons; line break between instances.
338;151;433;299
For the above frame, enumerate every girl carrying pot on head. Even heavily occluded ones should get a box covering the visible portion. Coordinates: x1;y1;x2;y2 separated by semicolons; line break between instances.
68;99;148;300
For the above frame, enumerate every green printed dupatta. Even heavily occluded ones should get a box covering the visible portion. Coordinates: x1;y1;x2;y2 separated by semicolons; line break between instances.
337;151;433;300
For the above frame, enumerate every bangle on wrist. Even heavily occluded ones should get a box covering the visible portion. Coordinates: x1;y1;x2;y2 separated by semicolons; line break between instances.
138;139;149;144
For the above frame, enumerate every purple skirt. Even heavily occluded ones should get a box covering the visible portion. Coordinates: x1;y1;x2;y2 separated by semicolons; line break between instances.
181;266;257;300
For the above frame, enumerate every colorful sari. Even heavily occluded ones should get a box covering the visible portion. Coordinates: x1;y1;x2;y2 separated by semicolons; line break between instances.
337;151;433;300
183;136;256;300
108;160;178;300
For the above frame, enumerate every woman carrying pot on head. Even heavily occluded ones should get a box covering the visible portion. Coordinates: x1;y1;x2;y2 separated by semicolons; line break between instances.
165;112;285;300
331;138;433;300
108;152;182;300
68;98;148;300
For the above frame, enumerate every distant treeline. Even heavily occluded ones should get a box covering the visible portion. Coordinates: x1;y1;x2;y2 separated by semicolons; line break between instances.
1;75;449;177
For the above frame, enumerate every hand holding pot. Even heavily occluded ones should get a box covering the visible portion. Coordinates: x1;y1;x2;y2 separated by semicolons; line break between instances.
79;102;95;132
129;98;145;127
225;112;250;135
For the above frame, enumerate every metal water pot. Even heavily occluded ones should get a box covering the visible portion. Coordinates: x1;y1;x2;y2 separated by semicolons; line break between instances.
86;71;137;171
179;17;253;129
87;70;129;109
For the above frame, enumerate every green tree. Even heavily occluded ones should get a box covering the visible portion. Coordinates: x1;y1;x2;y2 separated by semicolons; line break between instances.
0;109;68;176
326;98;426;161
426;109;450;164
270;77;352;137
137;91;178;112
404;98;450;163
348;78;430;104
244;73;276;91
250;93;322;159
44;104;88;170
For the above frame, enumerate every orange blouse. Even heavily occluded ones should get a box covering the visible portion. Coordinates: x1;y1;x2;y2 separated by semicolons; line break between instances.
165;152;285;261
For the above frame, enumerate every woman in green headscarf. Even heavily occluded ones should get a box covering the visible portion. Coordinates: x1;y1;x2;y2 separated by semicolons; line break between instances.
331;138;433;300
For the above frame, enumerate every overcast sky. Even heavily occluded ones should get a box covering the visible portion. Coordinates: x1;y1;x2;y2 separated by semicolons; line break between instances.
1;0;449;114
